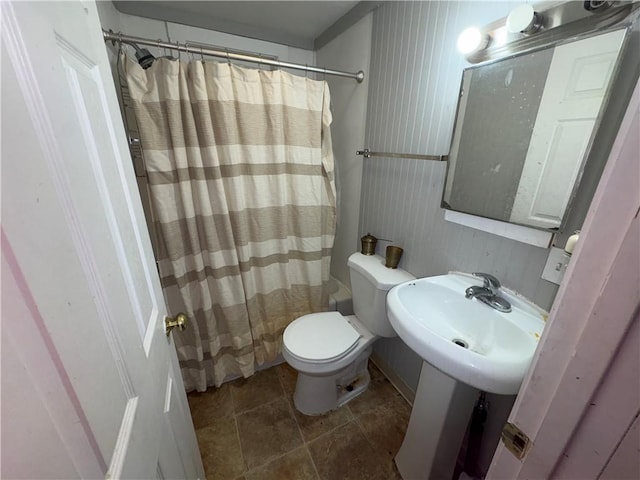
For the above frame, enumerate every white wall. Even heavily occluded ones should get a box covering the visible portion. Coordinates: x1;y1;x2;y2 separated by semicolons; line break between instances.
316;14;373;288
96;1;314;70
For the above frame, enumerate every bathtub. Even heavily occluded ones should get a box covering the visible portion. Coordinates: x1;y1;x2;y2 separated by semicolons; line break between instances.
327;276;354;315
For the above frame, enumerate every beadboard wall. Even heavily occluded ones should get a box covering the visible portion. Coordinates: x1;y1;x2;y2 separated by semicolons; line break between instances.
361;1;559;392
317;14;373;289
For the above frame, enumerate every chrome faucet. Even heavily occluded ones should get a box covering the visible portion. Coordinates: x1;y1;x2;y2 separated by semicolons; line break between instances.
465;272;512;313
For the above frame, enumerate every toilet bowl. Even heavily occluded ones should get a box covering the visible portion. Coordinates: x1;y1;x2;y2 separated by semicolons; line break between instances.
283;252;414;415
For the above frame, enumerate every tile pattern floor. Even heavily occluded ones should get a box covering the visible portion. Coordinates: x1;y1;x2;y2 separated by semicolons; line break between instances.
188;362;411;480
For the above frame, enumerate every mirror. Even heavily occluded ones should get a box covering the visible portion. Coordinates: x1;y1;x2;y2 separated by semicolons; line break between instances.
443;28;628;230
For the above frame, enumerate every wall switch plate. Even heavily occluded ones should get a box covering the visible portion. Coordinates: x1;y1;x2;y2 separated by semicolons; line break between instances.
542;247;571;285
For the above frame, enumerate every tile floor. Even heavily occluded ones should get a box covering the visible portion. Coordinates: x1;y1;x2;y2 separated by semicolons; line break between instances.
188;361;412;480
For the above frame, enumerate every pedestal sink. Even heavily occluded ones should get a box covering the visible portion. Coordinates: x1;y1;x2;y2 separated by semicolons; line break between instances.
387;273;546;480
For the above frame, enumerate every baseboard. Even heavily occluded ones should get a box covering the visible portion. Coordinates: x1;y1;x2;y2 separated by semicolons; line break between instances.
370;351;416;405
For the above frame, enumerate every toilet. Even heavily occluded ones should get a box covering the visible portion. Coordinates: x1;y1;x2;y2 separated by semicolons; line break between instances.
282;252;415;415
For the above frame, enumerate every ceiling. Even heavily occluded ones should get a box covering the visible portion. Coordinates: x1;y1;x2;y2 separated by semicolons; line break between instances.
113;1;368;50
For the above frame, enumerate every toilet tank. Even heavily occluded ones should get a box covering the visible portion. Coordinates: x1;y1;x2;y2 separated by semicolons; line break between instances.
347;253;415;337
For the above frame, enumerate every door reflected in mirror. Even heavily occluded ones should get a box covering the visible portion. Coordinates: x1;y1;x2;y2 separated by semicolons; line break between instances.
443;28;628;230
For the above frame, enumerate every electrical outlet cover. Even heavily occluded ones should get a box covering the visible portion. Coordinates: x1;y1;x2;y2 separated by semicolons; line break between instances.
542;247;571;285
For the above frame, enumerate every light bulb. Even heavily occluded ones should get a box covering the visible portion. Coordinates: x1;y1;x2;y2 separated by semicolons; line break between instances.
507;5;542;34
457;27;488;55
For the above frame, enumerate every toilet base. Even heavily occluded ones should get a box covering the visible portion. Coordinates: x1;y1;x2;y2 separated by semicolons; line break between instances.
293;346;372;415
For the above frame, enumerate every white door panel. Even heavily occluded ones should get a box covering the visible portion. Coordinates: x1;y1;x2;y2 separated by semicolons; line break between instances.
1;1;204;478
510;29;626;228
1;245;106;479
526;118;594;222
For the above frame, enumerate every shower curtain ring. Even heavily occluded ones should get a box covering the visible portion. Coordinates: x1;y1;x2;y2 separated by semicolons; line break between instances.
225;48;231;65
200;46;204;62
323;68;327;81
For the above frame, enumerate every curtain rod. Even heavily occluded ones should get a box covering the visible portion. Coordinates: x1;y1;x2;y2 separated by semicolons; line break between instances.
356;149;448;162
103;30;365;83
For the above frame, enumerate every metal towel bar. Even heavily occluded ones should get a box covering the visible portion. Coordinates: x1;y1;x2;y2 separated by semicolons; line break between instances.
356;149;447;161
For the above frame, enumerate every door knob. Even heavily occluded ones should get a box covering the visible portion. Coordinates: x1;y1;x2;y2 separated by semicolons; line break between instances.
165;313;188;336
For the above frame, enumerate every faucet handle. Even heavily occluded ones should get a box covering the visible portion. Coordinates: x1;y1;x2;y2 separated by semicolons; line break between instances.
472;272;501;291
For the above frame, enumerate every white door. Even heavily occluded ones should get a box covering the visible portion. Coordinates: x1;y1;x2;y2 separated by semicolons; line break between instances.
1;1;204;479
509;29;626;229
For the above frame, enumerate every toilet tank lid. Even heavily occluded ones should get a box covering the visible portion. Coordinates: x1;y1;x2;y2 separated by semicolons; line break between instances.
348;252;415;290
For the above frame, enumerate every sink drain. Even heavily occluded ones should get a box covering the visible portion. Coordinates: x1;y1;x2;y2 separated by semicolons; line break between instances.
452;338;468;349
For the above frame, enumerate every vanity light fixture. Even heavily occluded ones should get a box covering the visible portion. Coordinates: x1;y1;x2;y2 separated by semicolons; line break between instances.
506;4;543;34
457;27;489;55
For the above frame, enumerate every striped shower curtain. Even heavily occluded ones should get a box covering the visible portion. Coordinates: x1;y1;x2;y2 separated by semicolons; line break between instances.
125;55;336;391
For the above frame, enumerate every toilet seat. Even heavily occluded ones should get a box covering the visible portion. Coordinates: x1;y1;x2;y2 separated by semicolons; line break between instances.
283;312;361;364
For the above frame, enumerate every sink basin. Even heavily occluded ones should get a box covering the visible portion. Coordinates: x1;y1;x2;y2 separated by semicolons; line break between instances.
387;273;546;394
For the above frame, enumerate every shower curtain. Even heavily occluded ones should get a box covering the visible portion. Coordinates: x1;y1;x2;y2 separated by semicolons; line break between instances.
125;55;336;391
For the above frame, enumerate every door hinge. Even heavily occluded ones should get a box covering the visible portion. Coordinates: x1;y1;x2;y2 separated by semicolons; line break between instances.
501;422;532;460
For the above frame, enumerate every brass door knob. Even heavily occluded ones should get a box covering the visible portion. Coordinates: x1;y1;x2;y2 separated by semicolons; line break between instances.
165;313;188;336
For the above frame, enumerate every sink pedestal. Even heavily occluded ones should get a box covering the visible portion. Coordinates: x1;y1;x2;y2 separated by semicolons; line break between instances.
395;361;478;480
